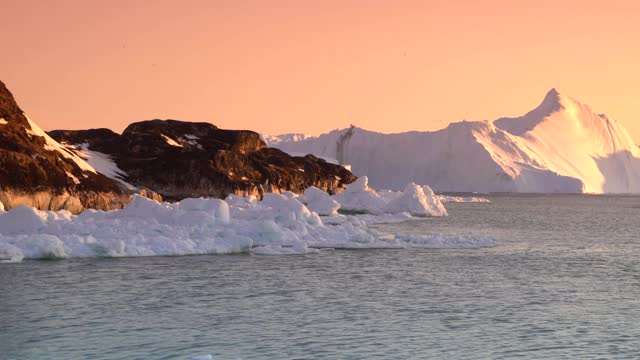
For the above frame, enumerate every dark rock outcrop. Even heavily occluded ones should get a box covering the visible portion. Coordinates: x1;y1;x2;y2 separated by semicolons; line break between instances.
0;81;142;213
0;80;355;212
50;119;356;200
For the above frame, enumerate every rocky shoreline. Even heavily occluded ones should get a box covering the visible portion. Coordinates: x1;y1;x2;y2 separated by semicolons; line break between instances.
0;80;355;213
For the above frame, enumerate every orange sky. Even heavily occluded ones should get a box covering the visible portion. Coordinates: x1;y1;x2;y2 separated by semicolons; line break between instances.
3;0;640;141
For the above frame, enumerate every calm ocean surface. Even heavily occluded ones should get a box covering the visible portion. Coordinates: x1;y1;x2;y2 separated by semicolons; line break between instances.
2;195;640;359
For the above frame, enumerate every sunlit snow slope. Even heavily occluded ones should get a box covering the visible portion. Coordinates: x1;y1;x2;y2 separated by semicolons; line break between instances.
268;89;640;193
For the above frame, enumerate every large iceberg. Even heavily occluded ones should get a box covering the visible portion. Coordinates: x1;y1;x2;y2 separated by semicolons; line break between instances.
0;184;485;261
267;89;640;193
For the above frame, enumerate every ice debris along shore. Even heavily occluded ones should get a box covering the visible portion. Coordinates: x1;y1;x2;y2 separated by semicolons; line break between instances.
0;177;495;261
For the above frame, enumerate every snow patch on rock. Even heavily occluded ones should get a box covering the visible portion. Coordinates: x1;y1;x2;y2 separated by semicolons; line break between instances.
74;144;136;190
161;134;184;147
262;133;308;146
25;116;97;173
65;171;81;185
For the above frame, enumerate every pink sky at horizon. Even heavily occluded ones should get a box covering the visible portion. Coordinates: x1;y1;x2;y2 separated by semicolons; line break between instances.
3;0;640;141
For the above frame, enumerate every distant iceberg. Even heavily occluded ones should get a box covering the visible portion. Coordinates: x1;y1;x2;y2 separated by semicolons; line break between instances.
267;89;640;194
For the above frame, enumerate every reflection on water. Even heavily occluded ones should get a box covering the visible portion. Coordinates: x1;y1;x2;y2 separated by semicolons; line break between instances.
1;195;640;359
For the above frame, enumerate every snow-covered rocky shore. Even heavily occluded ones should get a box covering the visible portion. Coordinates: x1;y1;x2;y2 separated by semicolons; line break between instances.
0;177;495;262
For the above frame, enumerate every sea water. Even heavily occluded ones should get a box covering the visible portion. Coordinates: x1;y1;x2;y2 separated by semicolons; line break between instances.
1;195;639;359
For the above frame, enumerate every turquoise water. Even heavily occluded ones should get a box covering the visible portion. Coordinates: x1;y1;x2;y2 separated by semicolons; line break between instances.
2;195;640;359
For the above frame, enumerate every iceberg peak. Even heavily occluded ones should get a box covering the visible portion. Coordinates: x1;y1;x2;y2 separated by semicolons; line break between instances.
269;88;640;194
538;87;564;110
493;87;565;136
545;87;560;98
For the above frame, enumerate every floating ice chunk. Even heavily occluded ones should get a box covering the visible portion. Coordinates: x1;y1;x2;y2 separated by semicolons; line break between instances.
333;179;447;216
332;177;447;217
303;186;340;216
332;176;387;214
421;185;448;216
395;233;496;248
253;244;320;255
18;234;67;259
190;355;213;360
0;242;24;262
438;195;491;203
208;234;253;254
384;183;447;216
334;212;416;225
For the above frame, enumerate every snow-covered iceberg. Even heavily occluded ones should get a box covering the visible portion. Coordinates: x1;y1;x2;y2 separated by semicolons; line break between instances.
332;176;388;214
0;184;485;261
332;177;447;217
267;89;640;194
382;184;447;217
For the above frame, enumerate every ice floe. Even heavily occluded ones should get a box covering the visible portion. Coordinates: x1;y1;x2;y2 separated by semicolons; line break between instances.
0;181;497;261
383;183;448;217
300;186;341;216
333;177;447;217
438;195;491;203
190;355;213;360
394;233;496;249
332;176;391;214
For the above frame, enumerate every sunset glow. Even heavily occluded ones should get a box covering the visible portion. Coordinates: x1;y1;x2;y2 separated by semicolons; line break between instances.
3;0;640;140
